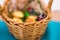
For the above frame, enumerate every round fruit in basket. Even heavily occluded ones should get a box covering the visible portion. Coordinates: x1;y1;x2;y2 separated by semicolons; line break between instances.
25;15;37;23
24;11;30;18
12;18;23;23
37;13;47;21
12;11;24;18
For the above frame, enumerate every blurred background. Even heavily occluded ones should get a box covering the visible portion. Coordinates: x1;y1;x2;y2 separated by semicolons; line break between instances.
0;0;60;21
0;0;60;11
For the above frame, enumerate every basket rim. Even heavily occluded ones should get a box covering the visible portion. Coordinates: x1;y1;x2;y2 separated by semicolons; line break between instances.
2;9;51;25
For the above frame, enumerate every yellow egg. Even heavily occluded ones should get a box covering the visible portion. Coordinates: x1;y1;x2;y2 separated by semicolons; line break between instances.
12;18;23;23
17;19;23;23
28;15;37;20
25;15;37;23
12;11;24;18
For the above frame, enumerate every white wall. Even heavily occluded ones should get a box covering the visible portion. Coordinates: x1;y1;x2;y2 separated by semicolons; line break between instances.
0;0;4;6
43;0;60;11
0;0;60;11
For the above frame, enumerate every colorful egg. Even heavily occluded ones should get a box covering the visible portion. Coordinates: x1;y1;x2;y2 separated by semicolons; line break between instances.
37;17;42;21
37;13;47;21
25;19;35;23
42;13;47;19
27;7;39;16
29;9;35;15
12;11;24;18
12;18;23;23
27;7;32;11
27;7;34;13
25;15;37;22
39;13;47;19
24;11;30;18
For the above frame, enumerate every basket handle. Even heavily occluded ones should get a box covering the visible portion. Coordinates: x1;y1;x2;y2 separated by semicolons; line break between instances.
3;0;10;7
0;5;3;15
44;0;53;18
47;0;53;10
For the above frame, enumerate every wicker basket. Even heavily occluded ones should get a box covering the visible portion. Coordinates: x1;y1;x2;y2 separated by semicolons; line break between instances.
1;0;53;40
0;5;3;15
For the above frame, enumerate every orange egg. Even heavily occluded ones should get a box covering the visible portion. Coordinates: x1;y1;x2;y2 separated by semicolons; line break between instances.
25;19;35;23
25;15;37;23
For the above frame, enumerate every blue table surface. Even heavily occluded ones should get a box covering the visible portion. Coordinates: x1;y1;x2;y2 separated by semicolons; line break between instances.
0;20;60;40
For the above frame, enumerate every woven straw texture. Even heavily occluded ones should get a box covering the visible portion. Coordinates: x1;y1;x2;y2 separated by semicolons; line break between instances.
1;0;53;40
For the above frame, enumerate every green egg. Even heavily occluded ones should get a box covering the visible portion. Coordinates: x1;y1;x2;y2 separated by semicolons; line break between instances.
24;11;30;18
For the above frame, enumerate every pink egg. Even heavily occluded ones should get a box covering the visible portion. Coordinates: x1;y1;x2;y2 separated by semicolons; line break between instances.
37;17;42;21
